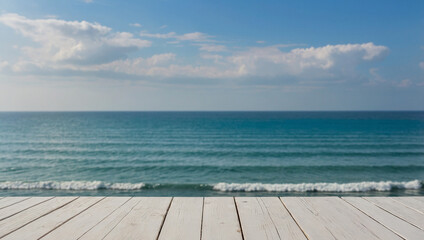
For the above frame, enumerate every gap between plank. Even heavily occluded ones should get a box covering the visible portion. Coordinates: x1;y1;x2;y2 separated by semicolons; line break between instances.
100;197;143;240
39;197;106;239
362;197;423;230
259;198;282;240
1;197;79;239
155;197;174;240
0;197;55;222
200;197;205;240
76;197;133;240
0;197;31;210
340;197;405;240
233;197;245;240
278;197;310;240
390;197;424;215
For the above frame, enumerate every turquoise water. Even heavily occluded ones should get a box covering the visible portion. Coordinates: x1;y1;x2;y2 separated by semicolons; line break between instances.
0;112;423;196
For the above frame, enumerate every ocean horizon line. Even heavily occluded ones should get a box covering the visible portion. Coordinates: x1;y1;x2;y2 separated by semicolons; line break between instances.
1;110;424;113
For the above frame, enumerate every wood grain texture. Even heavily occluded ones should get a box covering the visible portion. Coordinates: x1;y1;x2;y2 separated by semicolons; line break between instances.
343;197;424;239
0;197;30;210
0;197;53;221
282;197;402;240
0;196;420;240
392;197;424;214
158;197;203;240
103;197;172;240
263;197;307;240
0;197;76;238
42;197;130;240
365;197;424;230
235;197;280;240
79;197;142;240
202;197;243;240
3;197;103;240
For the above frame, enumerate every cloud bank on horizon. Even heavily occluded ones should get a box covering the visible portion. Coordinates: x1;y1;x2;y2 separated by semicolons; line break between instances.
0;13;392;82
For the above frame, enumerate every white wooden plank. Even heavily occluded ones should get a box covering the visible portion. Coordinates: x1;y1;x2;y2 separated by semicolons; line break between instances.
0;197;53;221
41;197;130;240
3;197;103;240
262;197;306;240
392;197;424;214
158;197;203;240
235;197;280;240
0;196;419;240
282;197;401;240
104;197;172;240
280;197;335;239
202;197;243;240
344;197;424;239
78;197;142;240
0;197;30;210
365;197;424;230
0;197;76;238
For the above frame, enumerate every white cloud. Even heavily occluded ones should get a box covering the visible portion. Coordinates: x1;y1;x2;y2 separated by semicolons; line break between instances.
201;54;224;63
0;60;8;70
420;62;424;70
90;54;237;79
0;13;151;65
140;31;177;39
227;43;388;77
140;30;223;52
82;42;387;80
177;32;212;42
397;79;412;88
83;0;93;3
93;53;176;72
130;23;142;27
106;32;149;48
196;44;227;52
256;40;266;44
146;53;176;65
366;68;386;85
140;31;213;42
159;25;167;29
0;13;389;85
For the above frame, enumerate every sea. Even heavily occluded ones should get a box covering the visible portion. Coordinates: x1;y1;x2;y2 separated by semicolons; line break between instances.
0;111;423;196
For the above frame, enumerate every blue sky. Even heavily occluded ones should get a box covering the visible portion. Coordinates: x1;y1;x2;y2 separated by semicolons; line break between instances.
0;0;423;110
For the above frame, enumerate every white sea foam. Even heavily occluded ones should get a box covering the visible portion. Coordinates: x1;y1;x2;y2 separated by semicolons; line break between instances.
213;180;422;192
0;181;145;190
0;180;421;192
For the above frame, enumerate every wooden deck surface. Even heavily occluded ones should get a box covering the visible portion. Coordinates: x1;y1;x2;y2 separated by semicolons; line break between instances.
0;197;423;239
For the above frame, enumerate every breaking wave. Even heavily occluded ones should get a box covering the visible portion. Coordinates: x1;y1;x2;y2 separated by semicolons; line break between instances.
0;181;145;190
213;180;422;192
0;180;422;192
